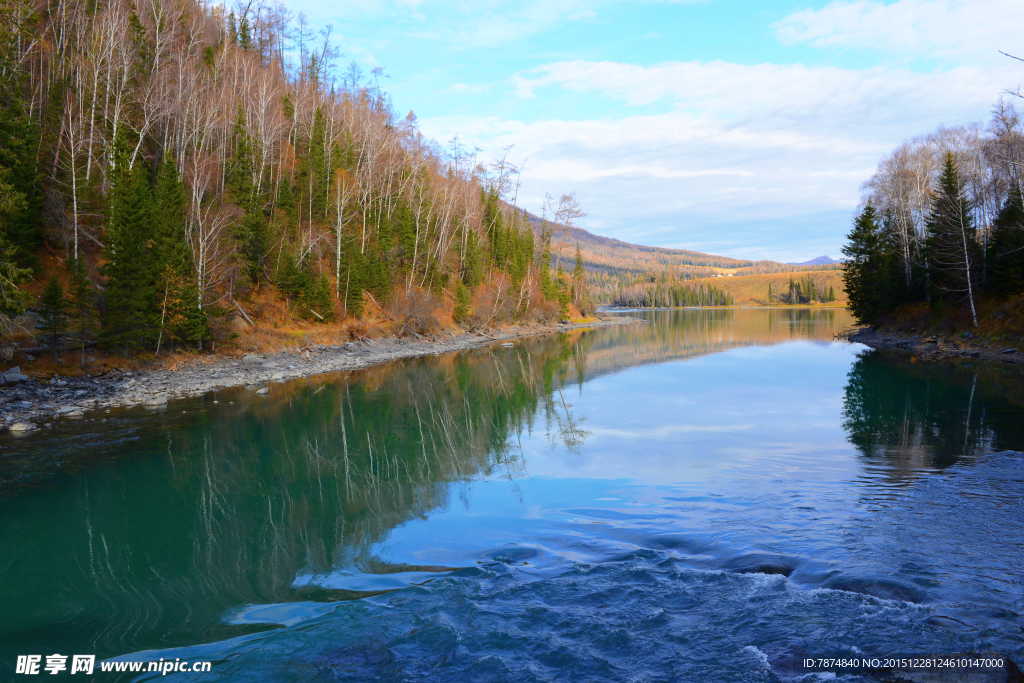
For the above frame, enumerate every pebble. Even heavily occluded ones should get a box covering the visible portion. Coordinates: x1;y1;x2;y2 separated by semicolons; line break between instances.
0;320;626;429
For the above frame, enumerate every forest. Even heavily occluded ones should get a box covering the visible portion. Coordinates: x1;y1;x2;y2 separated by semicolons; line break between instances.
610;281;734;308
0;0;584;359
843;98;1024;332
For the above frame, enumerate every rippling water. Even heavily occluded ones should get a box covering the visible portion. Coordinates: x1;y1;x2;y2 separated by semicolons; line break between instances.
1;308;1022;682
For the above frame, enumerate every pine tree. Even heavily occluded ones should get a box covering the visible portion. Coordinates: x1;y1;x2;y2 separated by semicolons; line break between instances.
276;246;309;300
453;279;470;323
461;226;483;288
152;154;205;349
153;154;190;276
303;274;334;322
0;17;43;269
926;153;980;326
990;186;1024;298
101;141;159;352
842;203;893;324
37;274;68;359
276;177;297;236
67;257;96;367
308;108;330;222
227;107;266;285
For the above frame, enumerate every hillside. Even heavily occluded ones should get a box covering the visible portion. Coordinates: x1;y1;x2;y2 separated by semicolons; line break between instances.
517;210;844;304
0;0;584;366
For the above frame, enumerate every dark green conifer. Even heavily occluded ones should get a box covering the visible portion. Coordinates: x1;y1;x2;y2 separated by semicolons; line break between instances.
990;186;1024;298
308;108;330;222
37;274;68;358
153;154;190;276
227;107;266;285
925;153;980;325
67;257;96;366
100;142;159;352
842;203;893;324
303;274;334;322
453;280;470;323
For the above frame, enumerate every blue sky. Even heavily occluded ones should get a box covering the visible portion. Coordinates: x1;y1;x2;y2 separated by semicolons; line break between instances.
287;0;1024;261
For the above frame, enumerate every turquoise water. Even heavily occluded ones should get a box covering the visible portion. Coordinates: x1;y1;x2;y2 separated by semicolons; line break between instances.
1;308;1022;681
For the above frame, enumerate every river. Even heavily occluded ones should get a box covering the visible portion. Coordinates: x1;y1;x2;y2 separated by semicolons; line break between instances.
1;307;1022;681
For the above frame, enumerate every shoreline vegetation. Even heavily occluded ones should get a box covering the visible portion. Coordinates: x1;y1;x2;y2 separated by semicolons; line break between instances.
842;99;1024;347
0;0;602;379
0;317;640;433
606;270;849;309
0;0;856;378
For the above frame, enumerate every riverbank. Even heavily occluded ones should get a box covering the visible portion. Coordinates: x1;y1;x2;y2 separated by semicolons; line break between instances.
0;317;640;433
844;326;1023;365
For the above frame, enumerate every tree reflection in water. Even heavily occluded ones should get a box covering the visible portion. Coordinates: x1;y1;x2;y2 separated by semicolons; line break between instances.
0;335;592;661
841;349;1024;477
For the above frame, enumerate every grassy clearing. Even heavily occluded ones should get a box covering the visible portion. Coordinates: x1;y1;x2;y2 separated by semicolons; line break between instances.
688;270;849;307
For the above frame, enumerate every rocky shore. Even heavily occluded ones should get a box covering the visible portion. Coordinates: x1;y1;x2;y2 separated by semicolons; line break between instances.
0;317;639;433
846;327;1023;365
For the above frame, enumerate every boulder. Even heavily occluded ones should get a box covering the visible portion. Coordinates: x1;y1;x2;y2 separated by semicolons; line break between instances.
2;367;28;385
241;354;263;365
8;421;34;432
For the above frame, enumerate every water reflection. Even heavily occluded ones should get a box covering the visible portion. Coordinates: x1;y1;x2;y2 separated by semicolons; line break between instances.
0;339;589;661
3;307;1023;678
564;307;847;384
842;349;1024;474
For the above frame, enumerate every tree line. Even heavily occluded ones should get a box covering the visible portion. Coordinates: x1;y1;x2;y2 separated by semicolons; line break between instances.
611;281;734;308
0;0;575;357
844;99;1024;326
767;276;836;305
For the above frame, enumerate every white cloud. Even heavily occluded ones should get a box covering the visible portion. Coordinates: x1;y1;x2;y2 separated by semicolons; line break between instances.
423;57;1012;258
773;0;1024;62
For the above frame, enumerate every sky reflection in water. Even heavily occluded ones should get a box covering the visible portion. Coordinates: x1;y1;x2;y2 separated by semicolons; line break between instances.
1;308;1022;682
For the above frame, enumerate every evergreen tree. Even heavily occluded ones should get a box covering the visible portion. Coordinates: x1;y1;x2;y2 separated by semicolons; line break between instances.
0;9;43;269
37;274;68;358
67;257;96;367
153;154;191;276
461;226;483;287
842;203;894;324
101;142;159;352
990;186;1024;298
341;250;365;318
453;279;470;323
276;176;297;236
303;274;334;322
227;107;266;285
308;108;330;222
276;246;310;300
926;153;980;326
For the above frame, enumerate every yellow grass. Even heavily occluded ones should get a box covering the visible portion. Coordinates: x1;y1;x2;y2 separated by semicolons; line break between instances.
689;270;848;307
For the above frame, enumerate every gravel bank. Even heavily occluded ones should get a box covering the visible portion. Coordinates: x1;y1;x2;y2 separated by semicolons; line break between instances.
0;317;640;432
846;327;1024;365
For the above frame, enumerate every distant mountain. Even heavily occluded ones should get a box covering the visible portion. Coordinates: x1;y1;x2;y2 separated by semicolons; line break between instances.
510;207;842;302
788;255;838;266
518;210;754;273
